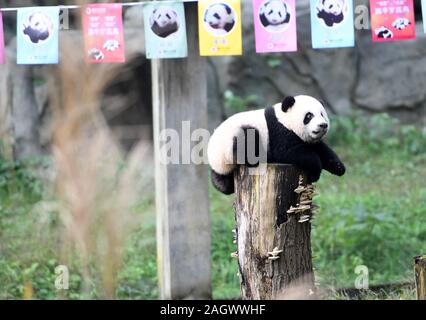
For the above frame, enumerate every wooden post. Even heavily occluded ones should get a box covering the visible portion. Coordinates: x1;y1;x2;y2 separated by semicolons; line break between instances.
414;255;426;300
234;164;316;300
151;3;211;299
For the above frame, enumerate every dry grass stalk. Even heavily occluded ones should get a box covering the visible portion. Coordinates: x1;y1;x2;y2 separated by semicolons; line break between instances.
49;3;149;298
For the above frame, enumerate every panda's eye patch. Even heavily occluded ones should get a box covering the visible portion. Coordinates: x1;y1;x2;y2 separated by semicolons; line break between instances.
304;112;314;125
268;10;273;15
214;13;221;19
166;14;171;19
278;12;282;17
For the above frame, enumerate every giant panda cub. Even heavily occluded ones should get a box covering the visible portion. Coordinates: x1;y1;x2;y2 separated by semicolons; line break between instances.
207;95;346;195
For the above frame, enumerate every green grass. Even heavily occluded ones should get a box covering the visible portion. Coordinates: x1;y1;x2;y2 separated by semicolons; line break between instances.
1;112;425;299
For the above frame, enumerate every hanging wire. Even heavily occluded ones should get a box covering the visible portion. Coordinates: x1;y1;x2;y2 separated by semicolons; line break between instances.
0;0;199;12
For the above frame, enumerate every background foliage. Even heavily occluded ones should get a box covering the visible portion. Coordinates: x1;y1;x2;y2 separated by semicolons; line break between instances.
1;107;424;299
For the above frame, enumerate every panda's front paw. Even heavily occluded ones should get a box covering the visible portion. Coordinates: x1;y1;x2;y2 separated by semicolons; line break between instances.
306;170;321;184
331;160;346;176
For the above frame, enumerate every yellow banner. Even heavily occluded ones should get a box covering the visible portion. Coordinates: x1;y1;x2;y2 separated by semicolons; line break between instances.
198;0;242;56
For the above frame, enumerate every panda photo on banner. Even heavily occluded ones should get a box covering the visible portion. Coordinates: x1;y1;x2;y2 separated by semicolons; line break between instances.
150;6;180;38
253;0;297;53
17;6;59;64
198;0;242;56
316;0;346;27
203;2;236;36
23;12;53;43
310;0;354;49
143;3;188;59
259;0;291;32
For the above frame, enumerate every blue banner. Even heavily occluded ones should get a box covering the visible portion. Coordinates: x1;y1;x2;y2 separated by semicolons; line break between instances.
17;7;59;64
310;0;355;49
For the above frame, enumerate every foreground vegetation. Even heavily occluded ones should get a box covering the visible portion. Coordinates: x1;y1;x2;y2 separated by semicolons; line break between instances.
0;112;425;299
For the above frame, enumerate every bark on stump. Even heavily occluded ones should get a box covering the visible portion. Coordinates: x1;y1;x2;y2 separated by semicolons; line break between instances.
234;164;315;300
414;255;426;300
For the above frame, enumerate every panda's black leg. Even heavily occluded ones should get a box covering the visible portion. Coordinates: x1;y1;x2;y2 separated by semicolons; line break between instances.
211;170;234;195
312;141;346;176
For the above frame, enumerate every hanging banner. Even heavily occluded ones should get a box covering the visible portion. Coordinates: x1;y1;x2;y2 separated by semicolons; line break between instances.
422;0;426;33
0;12;5;65
370;0;415;42
253;0;297;53
310;0;355;49
143;2;188;59
17;6;59;64
82;3;125;63
198;0;242;56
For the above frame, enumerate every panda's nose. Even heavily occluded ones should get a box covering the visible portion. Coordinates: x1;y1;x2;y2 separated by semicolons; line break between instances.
319;123;328;129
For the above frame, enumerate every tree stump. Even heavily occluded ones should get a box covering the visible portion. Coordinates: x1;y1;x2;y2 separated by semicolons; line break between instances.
234;164;316;300
414;255;426;300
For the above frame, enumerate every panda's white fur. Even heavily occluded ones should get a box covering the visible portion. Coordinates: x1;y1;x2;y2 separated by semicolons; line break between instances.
204;3;235;35
208;95;329;175
259;0;290;31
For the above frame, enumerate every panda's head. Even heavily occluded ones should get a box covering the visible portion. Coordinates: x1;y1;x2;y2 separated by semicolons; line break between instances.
260;0;290;26
204;3;234;30
23;12;51;43
277;95;330;143
322;0;344;16
151;6;178;28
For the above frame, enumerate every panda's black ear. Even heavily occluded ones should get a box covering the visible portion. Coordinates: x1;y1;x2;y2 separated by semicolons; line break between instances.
224;4;232;14
281;96;295;112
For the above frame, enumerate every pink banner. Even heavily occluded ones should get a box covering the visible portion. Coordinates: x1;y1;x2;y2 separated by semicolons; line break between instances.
253;0;297;53
82;3;125;63
0;12;5;64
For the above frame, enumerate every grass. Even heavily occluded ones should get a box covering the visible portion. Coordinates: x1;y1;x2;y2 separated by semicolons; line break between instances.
1;112;426;299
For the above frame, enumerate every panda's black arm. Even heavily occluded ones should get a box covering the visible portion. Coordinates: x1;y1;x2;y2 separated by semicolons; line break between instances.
312;141;346;176
276;144;323;183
